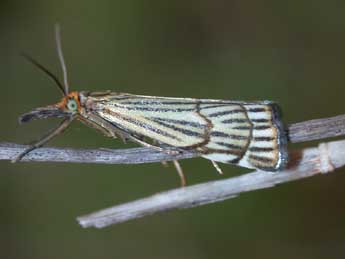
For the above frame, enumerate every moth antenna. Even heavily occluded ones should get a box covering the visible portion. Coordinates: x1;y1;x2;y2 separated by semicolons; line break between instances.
21;53;66;95
55;23;70;94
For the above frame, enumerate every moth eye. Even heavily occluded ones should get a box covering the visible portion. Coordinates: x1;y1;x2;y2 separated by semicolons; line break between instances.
67;99;78;111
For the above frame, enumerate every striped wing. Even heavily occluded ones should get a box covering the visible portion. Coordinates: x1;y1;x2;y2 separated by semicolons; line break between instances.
87;93;288;171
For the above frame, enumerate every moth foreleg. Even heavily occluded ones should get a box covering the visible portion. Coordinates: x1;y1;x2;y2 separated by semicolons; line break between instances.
12;117;73;162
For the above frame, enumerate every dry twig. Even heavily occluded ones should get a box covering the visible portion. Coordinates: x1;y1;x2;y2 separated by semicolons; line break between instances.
1;114;345;228
77;139;345;228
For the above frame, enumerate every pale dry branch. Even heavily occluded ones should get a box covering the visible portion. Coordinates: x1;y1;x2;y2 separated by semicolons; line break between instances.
0;143;197;164
288;114;345;143
1;114;345;228
77;139;345;228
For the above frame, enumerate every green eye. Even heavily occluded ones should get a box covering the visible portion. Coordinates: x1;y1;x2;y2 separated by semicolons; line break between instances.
67;99;78;111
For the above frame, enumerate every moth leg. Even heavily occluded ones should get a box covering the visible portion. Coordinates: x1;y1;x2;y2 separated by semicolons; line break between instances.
12;117;73;163
126;135;181;155
173;160;186;187
156;145;171;164
137;139;186;185
131;137;167;152
211;160;224;175
77;116;116;138
78;115;129;144
161;161;169;167
151;140;177;166
118;134;128;144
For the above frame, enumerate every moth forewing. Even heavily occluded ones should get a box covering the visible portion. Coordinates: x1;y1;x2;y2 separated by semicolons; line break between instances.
80;92;288;171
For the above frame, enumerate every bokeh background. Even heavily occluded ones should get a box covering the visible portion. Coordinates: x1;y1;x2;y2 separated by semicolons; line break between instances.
1;1;345;258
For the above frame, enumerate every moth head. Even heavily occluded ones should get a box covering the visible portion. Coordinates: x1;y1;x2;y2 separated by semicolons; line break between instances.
13;24;81;163
57;91;81;113
18;91;82;124
18;24;80;124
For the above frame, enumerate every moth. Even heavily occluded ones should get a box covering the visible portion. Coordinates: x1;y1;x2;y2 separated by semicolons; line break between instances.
13;25;288;185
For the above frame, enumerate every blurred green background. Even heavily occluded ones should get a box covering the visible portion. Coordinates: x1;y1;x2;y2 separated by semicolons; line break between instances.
1;0;345;258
